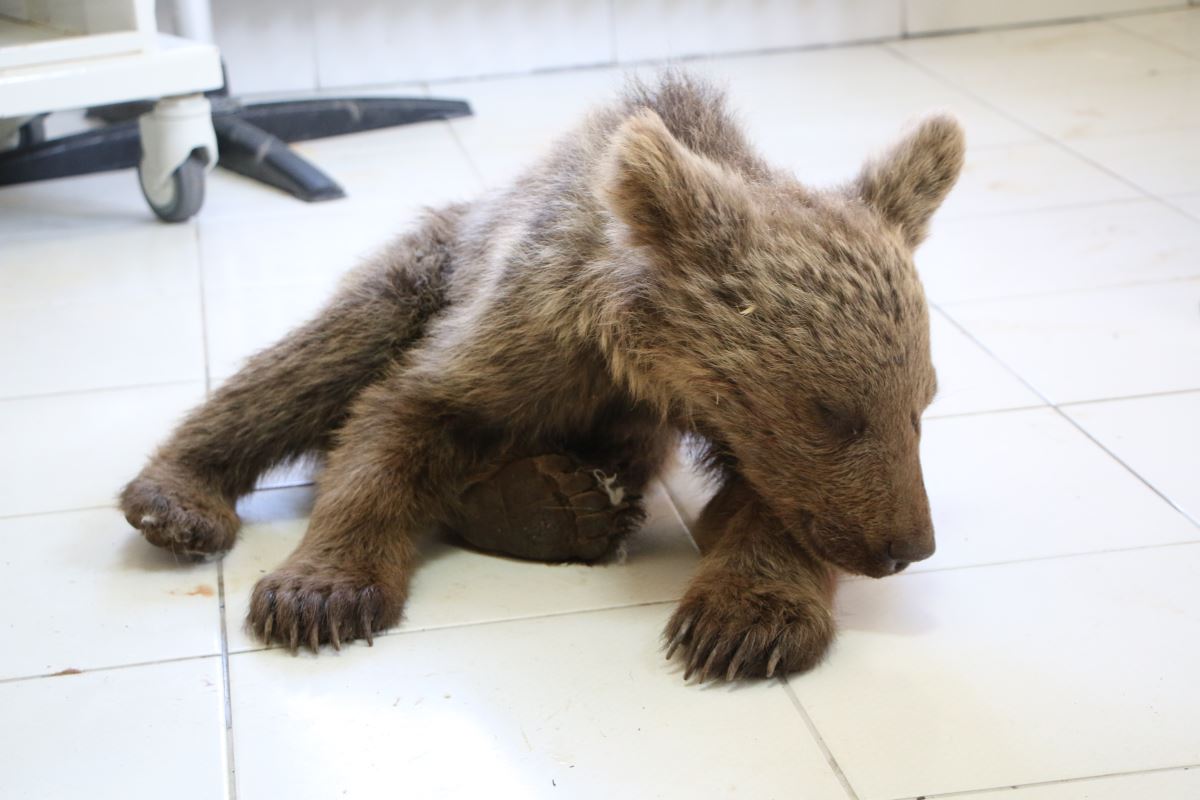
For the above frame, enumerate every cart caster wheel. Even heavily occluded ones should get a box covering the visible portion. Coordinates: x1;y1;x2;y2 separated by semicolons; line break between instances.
139;151;206;222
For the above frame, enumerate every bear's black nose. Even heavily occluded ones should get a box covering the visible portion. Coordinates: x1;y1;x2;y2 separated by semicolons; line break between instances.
888;538;935;564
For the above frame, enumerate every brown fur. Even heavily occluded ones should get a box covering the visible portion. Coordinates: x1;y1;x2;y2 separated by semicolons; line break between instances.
119;73;963;678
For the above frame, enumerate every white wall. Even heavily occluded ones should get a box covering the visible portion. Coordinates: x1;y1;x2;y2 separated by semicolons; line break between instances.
158;0;1190;94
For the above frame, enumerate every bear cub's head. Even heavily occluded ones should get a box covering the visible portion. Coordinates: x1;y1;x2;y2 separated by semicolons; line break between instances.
604;108;965;578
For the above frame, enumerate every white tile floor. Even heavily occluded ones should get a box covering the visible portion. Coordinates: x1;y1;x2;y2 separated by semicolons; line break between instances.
2;10;1199;800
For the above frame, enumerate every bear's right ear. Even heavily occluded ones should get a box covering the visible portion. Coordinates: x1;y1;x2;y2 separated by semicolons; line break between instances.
853;114;965;249
601;109;755;266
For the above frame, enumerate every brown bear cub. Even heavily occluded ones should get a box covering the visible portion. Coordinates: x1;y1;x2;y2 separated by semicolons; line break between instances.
121;73;963;681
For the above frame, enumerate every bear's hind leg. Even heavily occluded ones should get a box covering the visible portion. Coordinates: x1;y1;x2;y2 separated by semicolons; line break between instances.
447;452;648;563
446;410;674;562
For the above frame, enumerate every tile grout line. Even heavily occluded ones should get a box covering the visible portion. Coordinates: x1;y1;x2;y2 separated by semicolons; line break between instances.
0;503;117;522
0;377;202;405
782;681;860;800
0;476;317;522
1056;385;1200;408
1051;407;1200;529
1103;15;1200;64
217;557;239;800
885;537;1200;580
654;477;704;553
933;273;1200;309
930;305;1200;532
892;761;1200;800
933;192;1187;221
194;218;214;396
442;108;489;191
0;650;220;685
225;597;684;658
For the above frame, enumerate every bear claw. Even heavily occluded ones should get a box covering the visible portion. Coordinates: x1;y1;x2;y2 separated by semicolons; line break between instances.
664;582;835;682
248;568;401;653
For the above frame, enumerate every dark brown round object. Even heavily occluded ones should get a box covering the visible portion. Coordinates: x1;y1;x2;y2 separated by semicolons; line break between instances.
450;454;643;563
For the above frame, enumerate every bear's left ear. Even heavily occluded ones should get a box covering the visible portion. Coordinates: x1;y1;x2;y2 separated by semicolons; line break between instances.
853;115;965;249
601;109;755;268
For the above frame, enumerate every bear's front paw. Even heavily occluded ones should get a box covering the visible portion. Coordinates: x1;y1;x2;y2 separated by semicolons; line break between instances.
247;564;404;653
664;576;835;682
120;466;239;558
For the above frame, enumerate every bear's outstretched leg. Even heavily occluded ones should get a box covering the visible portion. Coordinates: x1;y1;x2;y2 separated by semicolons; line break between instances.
119;207;463;558
664;476;837;682
246;365;492;650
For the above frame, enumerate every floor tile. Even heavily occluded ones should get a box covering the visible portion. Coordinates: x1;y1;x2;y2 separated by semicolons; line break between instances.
1063;390;1200;524
1171;192;1200;221
0;508;221;679
920;407;1198;570
952;767;1200;799
927;308;1046;417
891;20;1198;92
1111;8;1200;58
693;47;1038;186
221;481;700;653
936;142;1140;220
229;603;847;800
204;280;334;381
792;544;1200;799
0;382;205;518
0;171;156;239
0;222;197;307
943;279;1200;403
199;204;408;293
1067;128;1200;196
445;68;630;188
0;225;206;397
918;199;1200;303
0;658;228;800
983;69;1200;141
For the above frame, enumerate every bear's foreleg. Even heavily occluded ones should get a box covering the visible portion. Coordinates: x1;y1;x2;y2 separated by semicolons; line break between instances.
119;209;461;558
664;476;837;681
246;365;498;651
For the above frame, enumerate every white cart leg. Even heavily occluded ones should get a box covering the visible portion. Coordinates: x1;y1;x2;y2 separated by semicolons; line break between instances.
138;94;218;222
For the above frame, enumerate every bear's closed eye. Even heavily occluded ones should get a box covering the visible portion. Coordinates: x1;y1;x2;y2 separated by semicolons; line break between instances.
815;402;867;441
